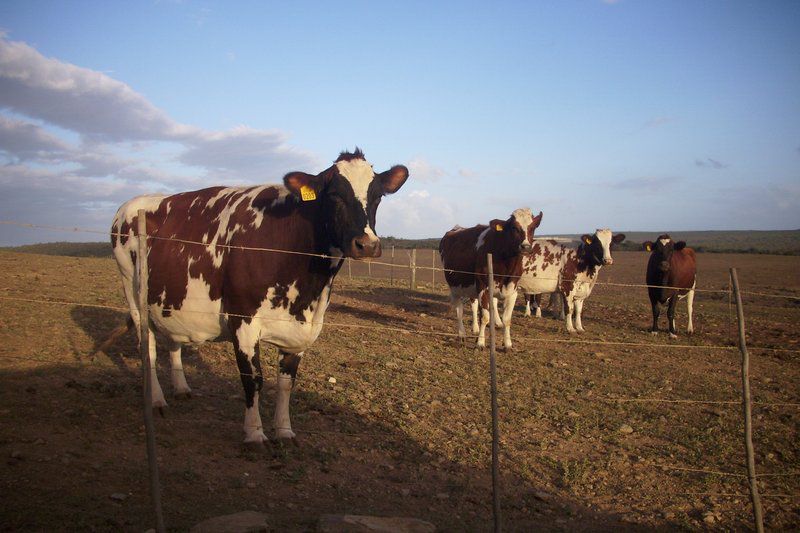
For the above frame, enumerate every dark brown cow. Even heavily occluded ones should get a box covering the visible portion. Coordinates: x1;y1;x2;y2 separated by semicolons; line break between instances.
439;209;543;350
643;234;697;338
110;149;408;446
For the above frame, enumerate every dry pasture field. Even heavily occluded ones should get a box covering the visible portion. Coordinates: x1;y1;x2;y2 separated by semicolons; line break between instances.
1;249;798;531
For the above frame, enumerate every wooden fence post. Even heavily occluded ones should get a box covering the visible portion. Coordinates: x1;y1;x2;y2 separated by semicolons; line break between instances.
347;258;352;280
487;253;502;533
367;259;372;278
431;249;436;288
137;210;166;533
730;268;764;533
390;246;395;286
410;248;417;289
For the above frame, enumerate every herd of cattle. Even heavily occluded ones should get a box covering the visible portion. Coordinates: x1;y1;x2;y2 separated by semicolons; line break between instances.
107;149;697;445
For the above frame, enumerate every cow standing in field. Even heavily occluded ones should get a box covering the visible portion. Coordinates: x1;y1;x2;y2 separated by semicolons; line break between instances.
110;149;408;447
439;209;543;350
643;234;696;338
517;230;625;333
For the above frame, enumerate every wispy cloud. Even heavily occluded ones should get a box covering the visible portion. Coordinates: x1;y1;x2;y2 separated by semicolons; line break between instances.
605;176;679;192
0;33;317;242
695;157;729;169
406;157;446;182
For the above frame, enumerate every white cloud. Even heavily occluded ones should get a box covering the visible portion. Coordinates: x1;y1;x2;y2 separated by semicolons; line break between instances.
378;190;458;239
0;33;318;243
406;157;446;182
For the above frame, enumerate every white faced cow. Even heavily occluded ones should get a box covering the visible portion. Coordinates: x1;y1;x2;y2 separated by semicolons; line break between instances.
517;230;625;333
110;149;408;447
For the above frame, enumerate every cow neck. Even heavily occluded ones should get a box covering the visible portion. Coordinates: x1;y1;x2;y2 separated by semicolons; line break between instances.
575;243;601;277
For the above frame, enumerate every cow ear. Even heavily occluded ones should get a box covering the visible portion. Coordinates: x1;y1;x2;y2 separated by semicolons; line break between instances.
643;241;654;252
532;211;543;229
378;165;409;195
284;171;321;201
675;241;687;251
613;233;626;244
581;234;593;245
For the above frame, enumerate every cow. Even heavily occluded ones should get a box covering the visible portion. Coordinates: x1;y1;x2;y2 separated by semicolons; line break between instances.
109;149;408;447
516;230;625;333
642;234;696;338
523;291;564;320
439;209;543;350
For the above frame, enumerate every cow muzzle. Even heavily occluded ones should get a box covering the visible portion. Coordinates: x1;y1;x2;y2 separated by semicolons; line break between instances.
603;258;614;265
659;261;670;272
519;242;532;253
349;235;382;259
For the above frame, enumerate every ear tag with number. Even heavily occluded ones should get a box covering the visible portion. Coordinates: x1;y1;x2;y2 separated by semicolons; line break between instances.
300;185;316;201
584;237;593;245
495;224;503;231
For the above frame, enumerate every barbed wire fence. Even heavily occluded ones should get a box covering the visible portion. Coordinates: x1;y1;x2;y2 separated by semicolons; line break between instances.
2;217;799;531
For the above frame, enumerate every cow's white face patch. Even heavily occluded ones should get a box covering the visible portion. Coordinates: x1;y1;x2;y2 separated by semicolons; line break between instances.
512;208;535;245
335;158;374;211
595;228;614;264
659;237;671;247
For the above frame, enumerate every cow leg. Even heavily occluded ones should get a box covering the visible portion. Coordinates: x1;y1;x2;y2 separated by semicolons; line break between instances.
492;297;503;327
523;294;531;317
574;298;585;333
453;296;466;339
169;343;191;399
144;327;167;408
501;288;518;350
534;294;543;318
686;286;695;335
231;325;267;446
274;351;302;441
471;298;480;335
476;291;490;349
650;300;660;335
667;297;678;339
564;296;577;334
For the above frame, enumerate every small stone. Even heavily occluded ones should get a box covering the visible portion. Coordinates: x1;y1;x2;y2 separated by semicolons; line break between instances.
419;313;427;318
401;488;411;497
109;493;128;502
10;450;22;459
662;511;675;520
245;482;257;489
327;377;337;384
533;491;552;502
567;410;580;418
703;511;716;525
618;424;634;435
34;438;46;445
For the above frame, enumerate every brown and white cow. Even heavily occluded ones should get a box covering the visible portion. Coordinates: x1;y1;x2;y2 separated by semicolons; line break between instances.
110;149;408;446
517;230;625;333
643;234;696;338
439;209;543;350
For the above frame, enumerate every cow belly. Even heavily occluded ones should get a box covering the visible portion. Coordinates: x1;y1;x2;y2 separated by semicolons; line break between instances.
517;274;558;295
151;301;226;344
255;283;333;353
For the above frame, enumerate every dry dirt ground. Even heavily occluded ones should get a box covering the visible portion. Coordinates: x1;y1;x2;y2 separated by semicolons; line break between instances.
1;249;798;531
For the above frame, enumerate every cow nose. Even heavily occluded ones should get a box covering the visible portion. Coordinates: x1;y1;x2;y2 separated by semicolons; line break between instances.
519;242;532;253
350;235;381;258
604;258;613;265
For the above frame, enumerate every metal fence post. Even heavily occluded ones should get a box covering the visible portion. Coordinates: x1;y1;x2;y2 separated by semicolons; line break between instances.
730;268;764;533
137;209;166;533
487;253;501;533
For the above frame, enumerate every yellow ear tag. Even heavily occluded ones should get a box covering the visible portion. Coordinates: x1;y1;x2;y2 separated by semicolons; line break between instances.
584;237;593;245
495;224;503;231
645;244;652;252
299;185;316;201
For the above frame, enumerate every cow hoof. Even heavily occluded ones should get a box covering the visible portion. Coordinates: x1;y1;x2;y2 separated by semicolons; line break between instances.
151;398;168;409
567;329;577;335
576;328;585;334
274;428;296;441
500;345;512;353
650;331;658;336
173;391;192;400
687;329;694;335
669;333;678;339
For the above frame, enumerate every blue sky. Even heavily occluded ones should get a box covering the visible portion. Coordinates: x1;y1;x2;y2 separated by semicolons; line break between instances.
1;0;799;245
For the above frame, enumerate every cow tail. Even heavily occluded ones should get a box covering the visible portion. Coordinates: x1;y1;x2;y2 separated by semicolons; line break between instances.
94;316;135;356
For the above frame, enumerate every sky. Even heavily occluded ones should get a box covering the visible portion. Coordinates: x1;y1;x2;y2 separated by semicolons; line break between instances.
1;0;799;246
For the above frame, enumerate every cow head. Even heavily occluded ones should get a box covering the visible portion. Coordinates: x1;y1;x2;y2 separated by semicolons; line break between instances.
491;208;543;255
642;234;685;273
580;229;626;266
284;148;408;259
